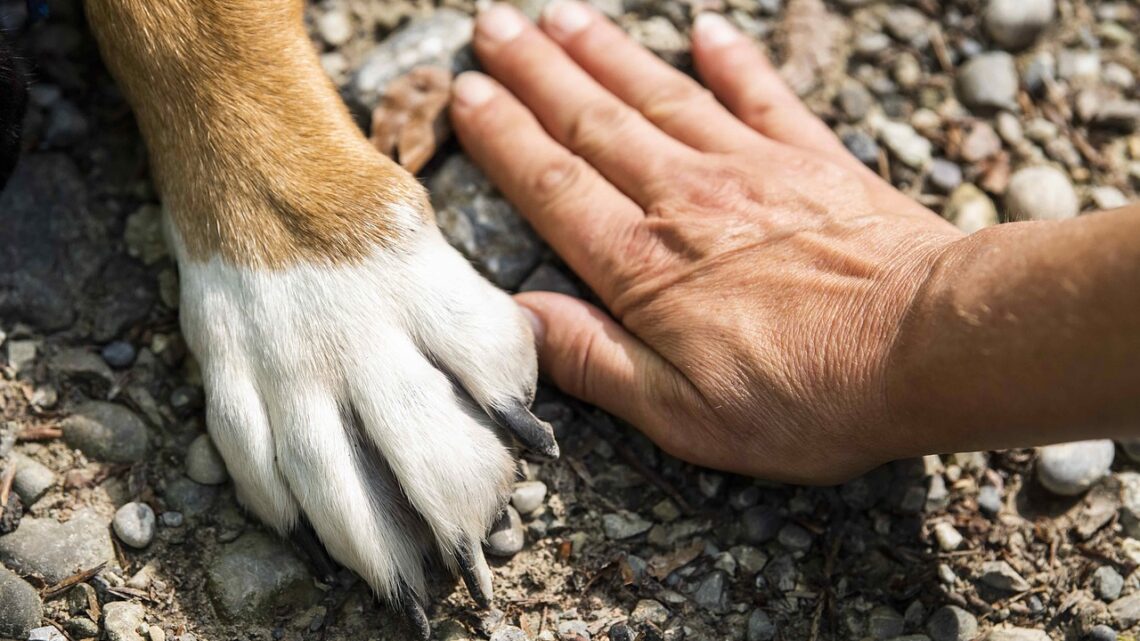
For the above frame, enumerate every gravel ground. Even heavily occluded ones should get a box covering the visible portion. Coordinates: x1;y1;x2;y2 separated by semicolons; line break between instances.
0;0;1138;640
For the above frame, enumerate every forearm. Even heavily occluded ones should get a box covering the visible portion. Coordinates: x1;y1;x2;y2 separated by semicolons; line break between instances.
889;204;1140;455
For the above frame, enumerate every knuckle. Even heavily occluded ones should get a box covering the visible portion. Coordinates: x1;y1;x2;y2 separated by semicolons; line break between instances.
565;100;634;155
530;154;590;208
642;82;713;124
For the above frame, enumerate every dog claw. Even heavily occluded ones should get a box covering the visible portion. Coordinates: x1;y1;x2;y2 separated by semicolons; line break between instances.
456;542;493;609
399;584;431;641
488;403;560;459
291;520;338;583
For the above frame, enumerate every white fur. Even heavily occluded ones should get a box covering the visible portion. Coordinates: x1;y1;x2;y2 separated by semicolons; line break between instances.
171;220;537;601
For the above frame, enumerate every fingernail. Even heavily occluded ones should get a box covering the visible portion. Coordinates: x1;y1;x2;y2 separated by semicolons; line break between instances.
693;12;739;48
452;72;496;107
478;3;526;42
519;305;545;347
542;0;592;40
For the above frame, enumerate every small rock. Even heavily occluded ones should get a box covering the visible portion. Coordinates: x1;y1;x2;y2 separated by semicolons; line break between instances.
101;341;137;368
49;348;115;397
732;545;769;576
747;609;776;641
66;616;100;638
837;81;874;122
486;506;525;557
510;481;547;515
557;620;589;640
1120;471;1140;538
867;606;904;639
123;205;168;265
113;502;156;549
630;600;669;627
697;471;725;499
44;100;89;147
1093;566;1125;601
1087;624;1117;641
693;571;726;611
185;434;229;485
877;120;932;168
843;131;880;166
979;560;1031;592
103;601;146;641
1110;593;1140;627
944;184;999;234
960;123;1002;162
957;52;1019;111
929;159;963;193
995;112;1024;145
1036;439;1114;495
62;402;150;463
983;628;1050;641
977;485;1003;515
316;9;352;47
742;506;783;544
1092;101;1140;133
627;16;688;65
163;477;217;518
353;10;474;106
932;522;964;551
1057;49;1100;84
489;626;528;641
983;0;1054;50
0;509;116;582
1091;186;1128;211
927;605;978;641
602;511;653;540
9;452;55;505
1006;166;1080;222
777;523;813;551
884;6;928;44
27;627;66;641
0;566;43;638
207;532;319;621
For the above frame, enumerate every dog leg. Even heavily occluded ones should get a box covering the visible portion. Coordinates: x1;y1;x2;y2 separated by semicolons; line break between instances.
83;1;555;635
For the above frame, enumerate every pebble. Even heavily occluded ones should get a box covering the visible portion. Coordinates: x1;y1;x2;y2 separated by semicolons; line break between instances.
510;481;547;515
62;402;150;463
977;485;1003;515
113;502;156;548
50;348;115;397
1036;439;1114;495
316;9;352;47
27;627;67;641
957;52;1019;111
983;0;1055;50
66;617;100;638
777;523;813;551
430;155;543;288
979;560;1030;592
996;112;1024;145
747;609;776;641
103;601;146;641
929;159;963;193
557;620;589;640
1057;50;1101;84
608;623;634;641
486;506;525;556
837;81;874;122
960;123;1002;162
742;506;784;544
984;628;1050;641
884;6;929;45
207;531;319;620
0;566;43;638
933;522;964;551
1087;624;1117;641
602;511;653;541
163;476;218;518
44;100;90;147
489;626;528;641
1093;101;1140;133
1006;166;1080;222
353;10;474;106
1091;186;1128;211
927;605;979;641
185;434;229;485
9;452;55;505
868;606;905;639
693;571;727;611
842;131;881;166
630;600;669;626
1093;565;1125;601
877;120;932;168
101;340;137;368
0;509;116;582
1110;592;1140;628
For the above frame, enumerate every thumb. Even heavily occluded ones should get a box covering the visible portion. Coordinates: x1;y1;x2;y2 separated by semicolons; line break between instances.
514;291;680;443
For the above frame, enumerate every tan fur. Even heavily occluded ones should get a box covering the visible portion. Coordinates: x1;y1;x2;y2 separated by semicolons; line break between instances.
84;0;429;268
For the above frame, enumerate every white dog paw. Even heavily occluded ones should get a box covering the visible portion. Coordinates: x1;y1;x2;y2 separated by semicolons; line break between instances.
173;224;556;636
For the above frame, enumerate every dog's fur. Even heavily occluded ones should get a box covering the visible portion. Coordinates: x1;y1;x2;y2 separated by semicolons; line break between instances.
1;1;554;634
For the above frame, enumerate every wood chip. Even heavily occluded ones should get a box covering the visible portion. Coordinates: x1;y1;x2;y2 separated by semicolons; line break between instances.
41;562;106;599
370;66;452;174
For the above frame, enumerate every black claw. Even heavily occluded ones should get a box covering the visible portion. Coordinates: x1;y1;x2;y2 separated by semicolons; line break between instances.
398;585;431;641
291;520;339;583
488;403;560;459
456;544;491;609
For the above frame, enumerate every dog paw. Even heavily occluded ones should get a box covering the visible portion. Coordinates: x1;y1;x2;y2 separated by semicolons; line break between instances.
174;221;556;636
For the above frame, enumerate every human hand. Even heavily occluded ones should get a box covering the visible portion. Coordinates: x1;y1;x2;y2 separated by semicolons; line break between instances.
448;2;969;483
